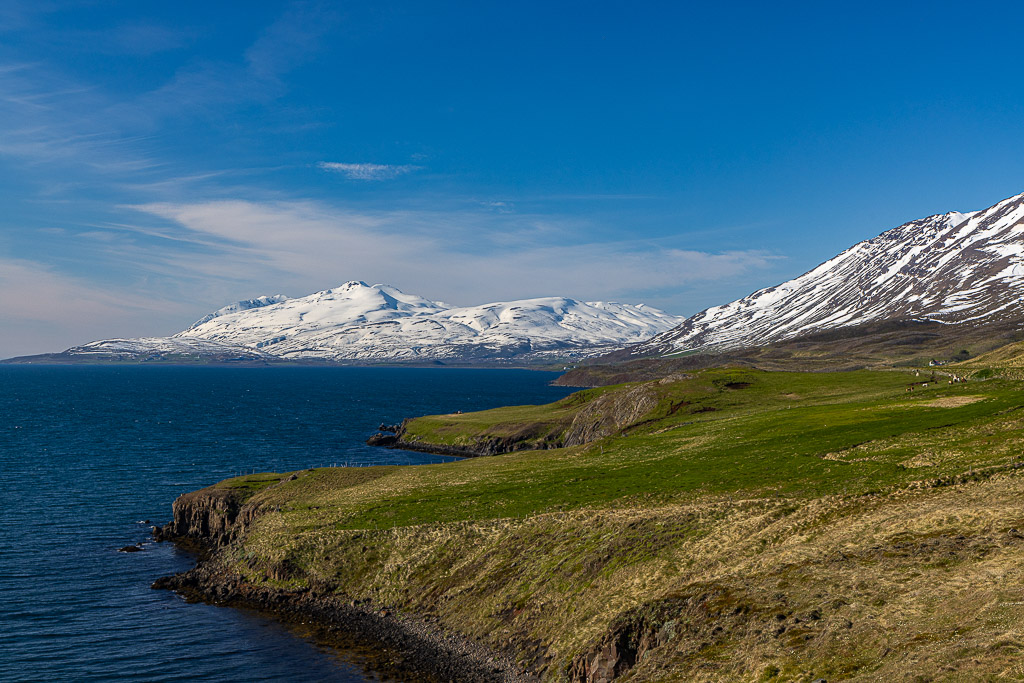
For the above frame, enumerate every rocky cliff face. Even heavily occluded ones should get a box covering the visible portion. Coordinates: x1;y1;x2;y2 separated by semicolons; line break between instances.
151;477;538;682
563;385;658;446
152;483;277;547
368;384;661;458
568;588;746;683
369;418;570;458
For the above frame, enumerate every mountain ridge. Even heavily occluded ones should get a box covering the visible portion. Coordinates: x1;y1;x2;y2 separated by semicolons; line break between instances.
174;281;681;362
11;282;681;365
632;191;1024;358
185;295;290;330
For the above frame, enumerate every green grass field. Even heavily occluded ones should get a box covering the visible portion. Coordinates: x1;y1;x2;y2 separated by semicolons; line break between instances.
229;368;1022;529
193;364;1024;681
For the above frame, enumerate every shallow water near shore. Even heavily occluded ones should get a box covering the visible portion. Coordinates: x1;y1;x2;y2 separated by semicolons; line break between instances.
0;365;573;682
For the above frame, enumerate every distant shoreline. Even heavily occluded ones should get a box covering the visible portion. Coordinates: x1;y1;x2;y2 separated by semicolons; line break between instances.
0;353;564;372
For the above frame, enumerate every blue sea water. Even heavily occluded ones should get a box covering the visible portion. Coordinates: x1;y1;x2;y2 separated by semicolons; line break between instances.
0;365;573;682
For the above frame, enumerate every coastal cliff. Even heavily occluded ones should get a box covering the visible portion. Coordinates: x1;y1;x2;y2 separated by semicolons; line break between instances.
153;485;267;546
367;383;661;458
153;476;537;682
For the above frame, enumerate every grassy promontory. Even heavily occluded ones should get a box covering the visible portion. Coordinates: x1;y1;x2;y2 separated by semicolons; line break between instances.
159;365;1024;681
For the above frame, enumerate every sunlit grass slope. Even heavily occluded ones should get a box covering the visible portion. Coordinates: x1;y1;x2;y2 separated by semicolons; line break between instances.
231;369;1019;528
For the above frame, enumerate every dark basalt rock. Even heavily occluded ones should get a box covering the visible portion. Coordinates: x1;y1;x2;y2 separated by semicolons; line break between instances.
119;544;143;553
370;435;551;459
366;432;398;447
153;563;533;681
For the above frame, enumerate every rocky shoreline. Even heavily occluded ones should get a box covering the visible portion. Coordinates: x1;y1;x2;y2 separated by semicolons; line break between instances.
152;562;536;682
366;430;551;458
150;488;538;683
365;421;555;458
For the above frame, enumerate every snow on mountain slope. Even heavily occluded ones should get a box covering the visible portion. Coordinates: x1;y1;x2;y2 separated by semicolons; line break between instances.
65;337;272;361
185;295;290;330
171;281;680;362
635;191;1024;357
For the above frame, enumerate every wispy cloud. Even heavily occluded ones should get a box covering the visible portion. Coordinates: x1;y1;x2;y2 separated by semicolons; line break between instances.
0;257;194;357
0;1;57;34
483;200;514;213
0;60;163;174
317;162;421;181
245;2;339;80
0;2;339;178
125;199;779;309
138;2;339;121
0;195;781;358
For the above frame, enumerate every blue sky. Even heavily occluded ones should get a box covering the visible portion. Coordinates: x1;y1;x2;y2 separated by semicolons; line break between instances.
2;1;1024;357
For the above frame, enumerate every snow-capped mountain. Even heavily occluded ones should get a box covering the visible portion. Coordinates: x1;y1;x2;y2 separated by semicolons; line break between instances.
634;191;1024;357
27;282;678;365
172;281;680;362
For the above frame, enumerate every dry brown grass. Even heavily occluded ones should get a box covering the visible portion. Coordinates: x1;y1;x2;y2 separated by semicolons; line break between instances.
229;470;1024;681
615;474;1024;682
893;395;987;408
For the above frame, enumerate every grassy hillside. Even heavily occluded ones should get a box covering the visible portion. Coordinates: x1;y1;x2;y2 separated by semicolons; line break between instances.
186;364;1024;681
558;318;1024;386
959;339;1024;368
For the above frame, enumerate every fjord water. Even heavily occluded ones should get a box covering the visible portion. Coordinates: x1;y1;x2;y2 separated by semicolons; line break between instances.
0;366;573;682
